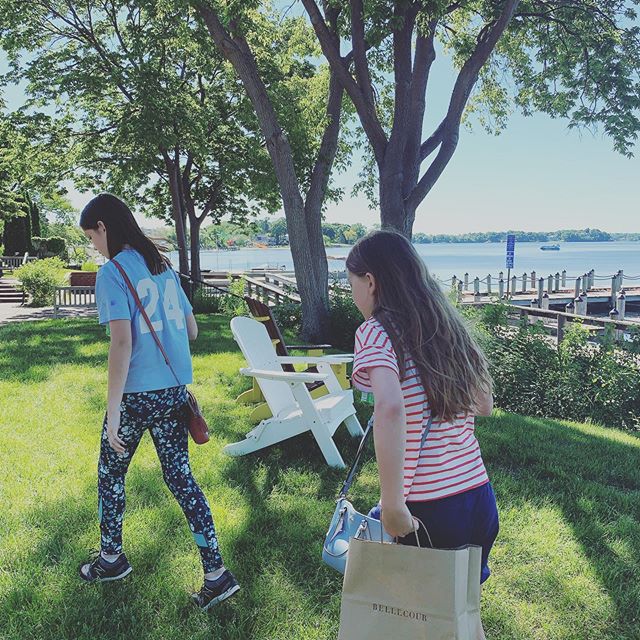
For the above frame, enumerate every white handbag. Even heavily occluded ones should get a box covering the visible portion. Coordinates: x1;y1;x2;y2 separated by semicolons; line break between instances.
322;414;433;574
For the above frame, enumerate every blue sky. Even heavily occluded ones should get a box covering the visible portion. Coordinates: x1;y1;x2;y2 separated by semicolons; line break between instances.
2;40;639;235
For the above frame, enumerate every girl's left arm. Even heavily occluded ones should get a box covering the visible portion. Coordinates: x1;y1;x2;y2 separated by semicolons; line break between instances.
106;319;132;454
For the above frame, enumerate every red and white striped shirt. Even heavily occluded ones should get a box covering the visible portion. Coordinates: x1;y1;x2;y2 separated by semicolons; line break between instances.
352;316;489;502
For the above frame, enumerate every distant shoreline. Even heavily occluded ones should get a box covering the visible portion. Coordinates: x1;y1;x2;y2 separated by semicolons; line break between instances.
201;239;640;251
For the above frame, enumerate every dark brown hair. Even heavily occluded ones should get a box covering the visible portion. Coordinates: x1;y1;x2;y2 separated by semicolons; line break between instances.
346;230;492;421
79;193;169;275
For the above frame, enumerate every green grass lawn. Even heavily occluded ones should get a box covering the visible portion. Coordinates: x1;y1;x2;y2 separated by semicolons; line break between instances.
1;315;639;640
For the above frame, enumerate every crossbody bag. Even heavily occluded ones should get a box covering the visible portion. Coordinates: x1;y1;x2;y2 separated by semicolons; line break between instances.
322;412;434;574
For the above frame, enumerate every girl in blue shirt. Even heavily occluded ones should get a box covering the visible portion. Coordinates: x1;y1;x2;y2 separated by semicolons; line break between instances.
78;193;238;610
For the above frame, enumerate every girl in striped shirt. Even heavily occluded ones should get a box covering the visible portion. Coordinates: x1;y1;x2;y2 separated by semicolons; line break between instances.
347;230;498;638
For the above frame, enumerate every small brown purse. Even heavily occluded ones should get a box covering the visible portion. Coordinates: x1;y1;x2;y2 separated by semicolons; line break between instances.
112;260;210;444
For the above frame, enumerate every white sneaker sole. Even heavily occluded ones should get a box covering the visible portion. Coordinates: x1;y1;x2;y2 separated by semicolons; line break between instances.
199;584;240;611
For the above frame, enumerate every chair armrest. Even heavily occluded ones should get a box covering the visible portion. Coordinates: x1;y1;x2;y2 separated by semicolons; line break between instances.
239;368;329;383
288;343;333;351
277;355;353;365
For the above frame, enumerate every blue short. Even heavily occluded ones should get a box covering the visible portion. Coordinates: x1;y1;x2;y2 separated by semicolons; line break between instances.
368;482;499;584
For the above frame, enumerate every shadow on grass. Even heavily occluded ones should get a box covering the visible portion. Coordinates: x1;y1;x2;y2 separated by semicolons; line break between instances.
477;413;640;638
0;319;107;383
6;410;640;639
0;314;236;385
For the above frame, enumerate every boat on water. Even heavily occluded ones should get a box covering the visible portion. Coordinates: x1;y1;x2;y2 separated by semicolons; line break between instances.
540;244;560;251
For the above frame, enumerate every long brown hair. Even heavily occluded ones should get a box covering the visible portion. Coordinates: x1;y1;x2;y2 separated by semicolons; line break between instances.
346;230;492;421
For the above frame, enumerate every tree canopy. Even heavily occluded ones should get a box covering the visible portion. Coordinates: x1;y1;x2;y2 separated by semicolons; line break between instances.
299;0;640;235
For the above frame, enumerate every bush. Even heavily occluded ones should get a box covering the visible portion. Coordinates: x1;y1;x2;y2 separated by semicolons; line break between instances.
192;287;223;314
476;302;640;430
45;236;68;260
272;301;303;336
219;277;248;317
14;257;67;306
80;261;99;272
271;286;362;350
31;236;45;256
328;284;363;351
31;236;68;260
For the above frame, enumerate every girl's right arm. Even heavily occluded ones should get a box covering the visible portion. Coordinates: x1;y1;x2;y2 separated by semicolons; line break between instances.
368;366;416;539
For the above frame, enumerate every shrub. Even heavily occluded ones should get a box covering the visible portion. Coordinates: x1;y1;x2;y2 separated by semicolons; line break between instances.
476;302;640;430
219;277;248;317
45;236;67;260
271;285;362;350
80;261;99;272
31;236;68;260
192;287;223;314
31;236;45;256
328;284;363;351
14;257;67;306
272;301;302;336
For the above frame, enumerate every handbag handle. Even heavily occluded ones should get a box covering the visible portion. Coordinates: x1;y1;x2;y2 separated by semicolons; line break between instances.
338;411;434;499
111;259;182;388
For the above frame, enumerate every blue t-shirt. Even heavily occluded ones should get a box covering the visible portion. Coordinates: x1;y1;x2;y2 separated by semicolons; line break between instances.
95;248;194;393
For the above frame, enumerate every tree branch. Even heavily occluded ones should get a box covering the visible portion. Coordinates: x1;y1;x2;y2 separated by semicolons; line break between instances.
350;0;376;110
409;0;521;211
304;4;344;215
386;5;418;176
403;19;437;195
301;0;387;163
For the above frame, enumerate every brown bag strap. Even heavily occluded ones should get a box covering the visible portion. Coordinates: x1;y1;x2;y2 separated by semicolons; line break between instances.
111;259;181;388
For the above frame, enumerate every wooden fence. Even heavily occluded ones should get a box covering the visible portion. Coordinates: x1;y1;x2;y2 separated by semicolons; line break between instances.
482;303;639;346
53;286;96;318
0;255;39;270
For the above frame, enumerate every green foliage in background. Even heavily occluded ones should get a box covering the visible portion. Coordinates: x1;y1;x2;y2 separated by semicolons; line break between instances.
14;257;67;306
475;303;640;430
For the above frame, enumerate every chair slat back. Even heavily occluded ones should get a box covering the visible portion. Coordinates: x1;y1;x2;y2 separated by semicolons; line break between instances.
243;296;295;372
231;316;296;416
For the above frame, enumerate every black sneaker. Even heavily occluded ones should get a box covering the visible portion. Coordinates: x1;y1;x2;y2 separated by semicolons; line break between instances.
192;570;240;610
79;552;133;583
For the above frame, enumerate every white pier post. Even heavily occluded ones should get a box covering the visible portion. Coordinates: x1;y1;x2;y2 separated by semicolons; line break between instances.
610;275;619;307
541;293;550;310
616;290;626;321
537;278;544;308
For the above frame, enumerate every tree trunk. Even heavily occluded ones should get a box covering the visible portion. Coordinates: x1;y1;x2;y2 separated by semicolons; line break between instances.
188;215;202;284
379;165;414;238
162;152;189;276
195;4;330;341
286;197;329;341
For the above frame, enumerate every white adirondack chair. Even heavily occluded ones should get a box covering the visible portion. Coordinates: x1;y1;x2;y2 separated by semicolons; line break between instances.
227;316;364;468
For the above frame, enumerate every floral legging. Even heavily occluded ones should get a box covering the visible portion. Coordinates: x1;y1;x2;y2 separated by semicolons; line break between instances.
98;385;223;573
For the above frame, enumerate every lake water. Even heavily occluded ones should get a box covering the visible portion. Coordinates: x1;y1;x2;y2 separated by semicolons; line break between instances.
170;241;640;288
